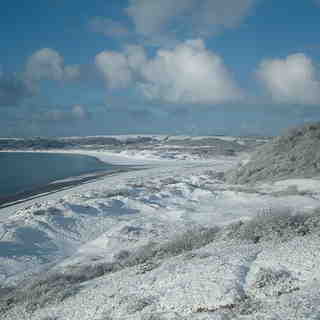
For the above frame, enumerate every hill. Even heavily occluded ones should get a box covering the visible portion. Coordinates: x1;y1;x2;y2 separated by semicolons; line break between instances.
226;122;320;184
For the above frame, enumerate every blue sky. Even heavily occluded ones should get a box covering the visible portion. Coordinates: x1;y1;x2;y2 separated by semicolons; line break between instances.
1;0;320;137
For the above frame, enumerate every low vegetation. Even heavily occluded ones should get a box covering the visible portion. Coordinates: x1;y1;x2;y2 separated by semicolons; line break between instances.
226;122;320;184
1;206;319;317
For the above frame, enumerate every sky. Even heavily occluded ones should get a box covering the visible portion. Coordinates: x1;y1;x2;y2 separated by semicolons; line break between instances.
1;0;320;137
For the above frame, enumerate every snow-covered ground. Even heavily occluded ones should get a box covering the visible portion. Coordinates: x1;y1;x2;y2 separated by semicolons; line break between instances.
1;144;320;319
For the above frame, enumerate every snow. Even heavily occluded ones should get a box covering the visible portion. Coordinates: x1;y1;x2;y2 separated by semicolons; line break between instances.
1;145;320;319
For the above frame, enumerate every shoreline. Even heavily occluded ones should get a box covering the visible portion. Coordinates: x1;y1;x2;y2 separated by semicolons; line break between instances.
0;149;151;210
0;167;141;210
0;148;186;211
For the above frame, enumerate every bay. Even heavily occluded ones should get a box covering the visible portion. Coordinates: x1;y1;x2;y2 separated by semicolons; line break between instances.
0;152;117;199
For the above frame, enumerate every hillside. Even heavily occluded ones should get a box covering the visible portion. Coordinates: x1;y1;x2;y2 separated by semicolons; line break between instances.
226;122;320;184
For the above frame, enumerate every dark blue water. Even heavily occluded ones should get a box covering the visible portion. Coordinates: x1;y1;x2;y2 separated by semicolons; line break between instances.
0;152;116;198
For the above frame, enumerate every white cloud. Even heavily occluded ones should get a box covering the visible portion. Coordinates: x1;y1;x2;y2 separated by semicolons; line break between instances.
139;40;242;103
95;51;132;89
257;53;320;105
26;48;64;82
126;0;256;42
124;45;147;71
25;48;80;87
95;39;242;104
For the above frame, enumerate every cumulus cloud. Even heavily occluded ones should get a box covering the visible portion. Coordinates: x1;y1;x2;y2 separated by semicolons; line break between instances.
89;17;130;37
0;72;32;106
124;45;147;71
257;53;320;105
95;51;132;89
25;48;81;88
126;0;256;42
26;48;64;82
95;39;242;104
0;49;81;107
140;39;242;103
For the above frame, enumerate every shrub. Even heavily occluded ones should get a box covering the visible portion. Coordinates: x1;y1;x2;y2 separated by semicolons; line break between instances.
250;267;299;297
225;208;319;243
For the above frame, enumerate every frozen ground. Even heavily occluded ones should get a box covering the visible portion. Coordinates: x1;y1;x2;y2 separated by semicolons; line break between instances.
0;135;320;319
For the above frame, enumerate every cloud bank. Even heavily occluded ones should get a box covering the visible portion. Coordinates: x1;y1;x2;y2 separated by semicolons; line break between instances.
95;39;242;104
257;53;320;105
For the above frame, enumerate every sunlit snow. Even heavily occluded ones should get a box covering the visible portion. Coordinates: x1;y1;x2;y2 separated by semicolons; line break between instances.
1;135;320;319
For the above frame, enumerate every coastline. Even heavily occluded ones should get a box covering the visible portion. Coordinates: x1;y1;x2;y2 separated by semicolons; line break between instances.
0;149;149;209
0;166;140;209
0;148;194;211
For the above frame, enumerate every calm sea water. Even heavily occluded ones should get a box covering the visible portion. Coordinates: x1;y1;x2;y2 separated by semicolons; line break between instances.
0;152;115;198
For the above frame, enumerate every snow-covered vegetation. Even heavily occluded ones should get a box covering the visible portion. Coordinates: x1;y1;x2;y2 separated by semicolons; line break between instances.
226;122;320;184
1;131;320;319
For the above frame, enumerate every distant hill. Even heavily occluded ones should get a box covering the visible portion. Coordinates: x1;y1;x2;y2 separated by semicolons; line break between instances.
226;122;320;184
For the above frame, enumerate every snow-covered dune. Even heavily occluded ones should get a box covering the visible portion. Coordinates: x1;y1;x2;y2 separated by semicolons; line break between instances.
1;137;320;319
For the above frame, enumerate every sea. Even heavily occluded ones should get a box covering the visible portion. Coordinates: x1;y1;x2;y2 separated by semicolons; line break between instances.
0;152;116;199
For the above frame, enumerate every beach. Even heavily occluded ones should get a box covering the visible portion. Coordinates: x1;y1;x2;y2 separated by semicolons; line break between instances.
0;166;136;209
